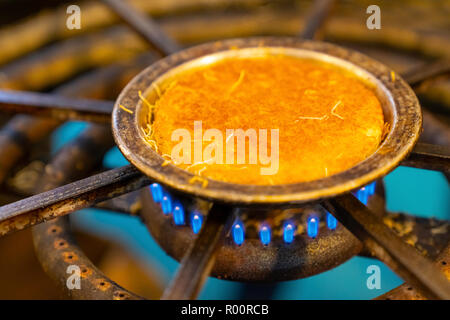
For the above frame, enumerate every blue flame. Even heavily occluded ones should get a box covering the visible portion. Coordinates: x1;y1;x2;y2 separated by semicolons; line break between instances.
190;212;203;234
232;220;245;246
172;201;185;225
283;223;295;244
161;192;173;215
355;188;369;205
259;224;271;246
353;182;376;205
150;183;163;203
307;216;319;238
367;181;376;195
326;211;337;230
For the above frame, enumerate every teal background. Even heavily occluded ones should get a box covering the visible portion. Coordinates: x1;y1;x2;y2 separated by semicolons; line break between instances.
52;121;450;300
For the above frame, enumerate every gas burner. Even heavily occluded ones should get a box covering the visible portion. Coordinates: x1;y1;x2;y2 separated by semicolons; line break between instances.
142;181;378;281
0;0;448;301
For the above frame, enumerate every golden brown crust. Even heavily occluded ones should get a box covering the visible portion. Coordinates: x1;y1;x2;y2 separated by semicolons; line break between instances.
150;56;384;185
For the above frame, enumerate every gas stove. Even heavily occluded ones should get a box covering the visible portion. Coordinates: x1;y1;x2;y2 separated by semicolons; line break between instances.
0;0;448;301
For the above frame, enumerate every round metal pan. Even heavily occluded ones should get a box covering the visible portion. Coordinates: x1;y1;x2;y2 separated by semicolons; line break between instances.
112;37;422;207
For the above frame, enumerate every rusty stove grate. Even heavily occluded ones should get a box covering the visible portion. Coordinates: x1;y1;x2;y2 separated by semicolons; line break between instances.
0;0;448;300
